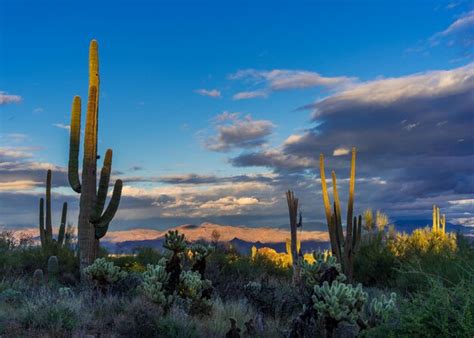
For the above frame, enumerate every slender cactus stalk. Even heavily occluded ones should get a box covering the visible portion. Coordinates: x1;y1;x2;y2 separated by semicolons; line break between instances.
286;190;301;285
318;147;360;282
68;40;122;276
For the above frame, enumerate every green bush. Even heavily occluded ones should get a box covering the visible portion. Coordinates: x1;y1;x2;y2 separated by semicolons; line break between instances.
354;232;398;287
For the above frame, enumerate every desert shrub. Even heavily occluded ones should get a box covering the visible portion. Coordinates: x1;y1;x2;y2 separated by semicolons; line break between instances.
364;277;474;337
19;296;79;335
114;296;166;338
0;288;23;305
354;233;398;287
136;246;165;266
207;248;291;300
388;227;457;258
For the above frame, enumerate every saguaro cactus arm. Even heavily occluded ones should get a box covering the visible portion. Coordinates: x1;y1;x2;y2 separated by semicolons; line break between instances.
39;198;45;247
57;202;67;246
69;96;82;193
94;179;123;239
45;169;53;241
90;149;113;222
320;154;340;259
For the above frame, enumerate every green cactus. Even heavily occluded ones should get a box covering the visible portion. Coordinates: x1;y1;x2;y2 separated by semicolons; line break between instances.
83;258;127;291
319;147;361;282
301;250;346;287
312;280;368;336
47;255;59;284
38;170;68;250
364;293;397;328
142;260;172;306
179;270;206;299
67;40;123;275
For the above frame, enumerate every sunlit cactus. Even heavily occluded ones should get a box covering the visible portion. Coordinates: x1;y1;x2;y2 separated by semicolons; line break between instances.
319;147;361;282
38;170;68;250
432;205;446;234
67;40;123;275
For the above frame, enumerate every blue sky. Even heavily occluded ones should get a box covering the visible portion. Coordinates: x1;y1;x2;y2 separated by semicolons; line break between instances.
1;0;473;230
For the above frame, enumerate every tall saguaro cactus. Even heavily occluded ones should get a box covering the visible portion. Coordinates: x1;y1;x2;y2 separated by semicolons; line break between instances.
39;169;68;249
319;147;361;282
68;40;123;274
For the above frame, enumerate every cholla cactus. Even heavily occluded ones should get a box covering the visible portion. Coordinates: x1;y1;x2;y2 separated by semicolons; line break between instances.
164;230;187;253
301;250;346;287
142;260;172;306
365;293;397;327
190;243;213;261
190;243;213;276
313;281;367;330
164;230;187;293
84;258;127;288
179;270;207;300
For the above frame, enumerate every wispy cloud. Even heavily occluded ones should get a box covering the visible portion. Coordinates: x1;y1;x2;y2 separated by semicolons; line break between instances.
229;69;356;99
0;91;21;105
53;123;71;131
194;88;221;98
233;90;268;100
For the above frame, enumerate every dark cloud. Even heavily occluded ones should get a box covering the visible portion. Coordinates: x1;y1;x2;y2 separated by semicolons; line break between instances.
205;112;275;152
228;64;474;224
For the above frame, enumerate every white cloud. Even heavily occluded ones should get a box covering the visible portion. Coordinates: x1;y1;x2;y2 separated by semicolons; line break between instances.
0;91;21;105
448;198;474;205
229;69;356;99
333;147;350;156
33;107;44;113
233;90;268;100
310;63;474;117
194;88;221;98
438;10;474;37
53;123;71;131
284;134;303;146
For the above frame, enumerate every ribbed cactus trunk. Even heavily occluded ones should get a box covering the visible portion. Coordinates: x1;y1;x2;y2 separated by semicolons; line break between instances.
68;40;122;277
